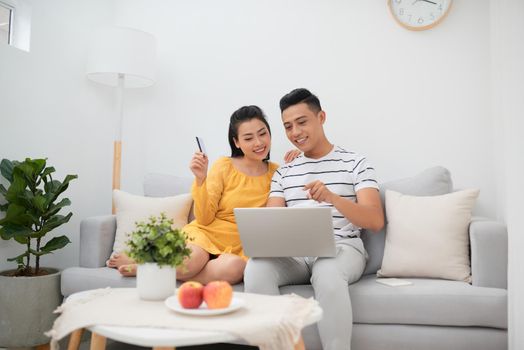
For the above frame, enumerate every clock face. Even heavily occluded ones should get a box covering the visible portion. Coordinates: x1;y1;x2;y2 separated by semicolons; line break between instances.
388;0;452;31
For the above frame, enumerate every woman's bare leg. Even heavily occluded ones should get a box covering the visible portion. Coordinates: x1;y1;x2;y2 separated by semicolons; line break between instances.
176;244;211;281
189;254;246;285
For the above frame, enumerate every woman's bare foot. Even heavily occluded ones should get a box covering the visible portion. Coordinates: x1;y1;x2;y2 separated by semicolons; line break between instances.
118;264;137;277
106;252;135;268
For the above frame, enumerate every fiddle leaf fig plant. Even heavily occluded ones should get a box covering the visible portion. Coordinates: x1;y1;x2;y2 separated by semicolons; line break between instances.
126;213;192;268
0;158;77;276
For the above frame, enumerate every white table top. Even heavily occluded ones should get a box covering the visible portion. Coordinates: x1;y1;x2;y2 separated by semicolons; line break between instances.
69;289;322;348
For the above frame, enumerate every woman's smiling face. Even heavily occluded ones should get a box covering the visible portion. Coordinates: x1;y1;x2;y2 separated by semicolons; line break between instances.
234;118;271;161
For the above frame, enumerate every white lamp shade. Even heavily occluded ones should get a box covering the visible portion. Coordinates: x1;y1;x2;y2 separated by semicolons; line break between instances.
86;26;156;88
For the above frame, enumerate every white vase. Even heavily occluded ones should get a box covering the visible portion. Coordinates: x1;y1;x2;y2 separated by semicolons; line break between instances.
136;263;177;301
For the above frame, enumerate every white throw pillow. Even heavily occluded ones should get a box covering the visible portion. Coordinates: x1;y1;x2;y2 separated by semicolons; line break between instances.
377;189;479;282
112;189;193;254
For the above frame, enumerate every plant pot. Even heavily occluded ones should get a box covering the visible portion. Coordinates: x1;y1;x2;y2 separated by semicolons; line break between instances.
136;263;176;301
0;268;61;348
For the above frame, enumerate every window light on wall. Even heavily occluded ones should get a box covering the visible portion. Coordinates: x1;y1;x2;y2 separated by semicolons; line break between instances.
0;0;31;51
0;1;13;45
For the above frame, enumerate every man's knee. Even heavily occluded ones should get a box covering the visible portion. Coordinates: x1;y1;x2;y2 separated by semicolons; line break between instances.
310;261;362;294
311;277;347;301
244;258;277;292
244;258;266;282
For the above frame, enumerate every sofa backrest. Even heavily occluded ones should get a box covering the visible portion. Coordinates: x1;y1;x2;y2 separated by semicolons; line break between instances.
143;167;453;276
144;173;193;197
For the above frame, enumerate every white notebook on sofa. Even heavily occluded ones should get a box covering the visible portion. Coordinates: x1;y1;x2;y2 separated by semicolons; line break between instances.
375;278;413;287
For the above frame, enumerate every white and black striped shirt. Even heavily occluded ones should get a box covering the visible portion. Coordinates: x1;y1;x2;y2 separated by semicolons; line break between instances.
269;145;379;239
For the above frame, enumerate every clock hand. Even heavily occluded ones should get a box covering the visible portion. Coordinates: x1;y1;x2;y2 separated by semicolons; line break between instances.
420;0;437;4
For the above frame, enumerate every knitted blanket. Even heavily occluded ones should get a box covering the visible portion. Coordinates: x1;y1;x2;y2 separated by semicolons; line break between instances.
46;288;319;350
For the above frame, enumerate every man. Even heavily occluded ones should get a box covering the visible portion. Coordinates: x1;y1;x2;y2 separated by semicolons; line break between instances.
244;88;384;350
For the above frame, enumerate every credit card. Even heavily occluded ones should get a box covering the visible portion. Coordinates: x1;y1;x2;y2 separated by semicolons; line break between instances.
195;136;207;155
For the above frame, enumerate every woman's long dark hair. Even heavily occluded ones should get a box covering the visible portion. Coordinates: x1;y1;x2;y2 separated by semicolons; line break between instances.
228;105;271;161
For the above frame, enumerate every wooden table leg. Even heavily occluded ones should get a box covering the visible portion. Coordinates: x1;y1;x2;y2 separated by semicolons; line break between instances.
294;336;305;350
67;328;85;350
36;343;50;350
90;332;107;350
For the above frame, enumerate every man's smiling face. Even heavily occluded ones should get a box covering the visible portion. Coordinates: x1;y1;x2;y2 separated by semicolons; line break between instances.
282;102;325;156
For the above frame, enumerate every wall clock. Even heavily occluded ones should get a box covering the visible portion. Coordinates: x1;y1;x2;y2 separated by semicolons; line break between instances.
388;0;452;31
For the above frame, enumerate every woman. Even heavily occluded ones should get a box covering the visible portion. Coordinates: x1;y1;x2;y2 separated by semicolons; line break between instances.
109;105;295;284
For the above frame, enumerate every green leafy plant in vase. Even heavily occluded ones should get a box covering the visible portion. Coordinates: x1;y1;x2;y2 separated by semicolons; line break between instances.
0;158;77;276
0;157;77;348
126;212;192;300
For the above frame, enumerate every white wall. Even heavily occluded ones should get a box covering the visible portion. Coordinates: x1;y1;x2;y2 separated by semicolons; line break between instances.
490;0;524;348
0;1;496;270
115;0;495;214
0;0;115;271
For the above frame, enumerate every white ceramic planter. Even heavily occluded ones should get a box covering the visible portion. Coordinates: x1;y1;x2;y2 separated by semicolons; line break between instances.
136;263;177;301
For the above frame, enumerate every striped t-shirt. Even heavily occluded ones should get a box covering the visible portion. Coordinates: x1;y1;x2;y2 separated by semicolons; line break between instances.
269;145;379;239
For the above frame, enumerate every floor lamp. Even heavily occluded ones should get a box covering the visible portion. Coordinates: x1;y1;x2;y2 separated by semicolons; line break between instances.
86;27;156;213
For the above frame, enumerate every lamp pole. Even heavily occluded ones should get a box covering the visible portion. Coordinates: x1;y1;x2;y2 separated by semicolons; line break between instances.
112;73;125;213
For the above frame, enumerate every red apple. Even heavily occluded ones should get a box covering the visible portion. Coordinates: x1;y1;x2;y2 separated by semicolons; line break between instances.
203;281;233;309
178;281;204;309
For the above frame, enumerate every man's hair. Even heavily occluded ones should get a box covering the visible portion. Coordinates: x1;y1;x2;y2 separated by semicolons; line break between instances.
279;88;322;113
228;105;271;160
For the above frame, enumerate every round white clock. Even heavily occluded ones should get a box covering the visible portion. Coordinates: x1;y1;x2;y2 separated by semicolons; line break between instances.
388;0;452;31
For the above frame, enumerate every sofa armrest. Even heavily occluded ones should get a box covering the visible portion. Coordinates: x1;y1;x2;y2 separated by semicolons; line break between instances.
79;215;116;268
470;218;508;289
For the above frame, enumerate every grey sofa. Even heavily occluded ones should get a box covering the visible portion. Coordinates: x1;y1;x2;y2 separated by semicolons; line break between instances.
61;167;508;350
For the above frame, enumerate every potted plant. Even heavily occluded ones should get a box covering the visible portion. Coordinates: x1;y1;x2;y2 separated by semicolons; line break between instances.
126;212;191;301
0;158;77;348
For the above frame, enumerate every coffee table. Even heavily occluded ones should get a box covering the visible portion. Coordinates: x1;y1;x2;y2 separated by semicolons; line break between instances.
65;289;322;350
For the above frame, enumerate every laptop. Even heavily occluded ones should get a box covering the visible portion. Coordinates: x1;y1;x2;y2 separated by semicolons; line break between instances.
234;207;336;258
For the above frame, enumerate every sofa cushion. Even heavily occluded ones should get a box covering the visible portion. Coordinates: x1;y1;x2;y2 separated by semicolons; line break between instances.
61;267;137;297
378;189;479;282
61;267;245;297
351;275;507;328
362;166;453;275
112;190;193;253
280;274;507;329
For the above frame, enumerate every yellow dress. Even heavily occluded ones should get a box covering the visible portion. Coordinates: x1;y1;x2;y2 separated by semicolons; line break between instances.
182;157;279;261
